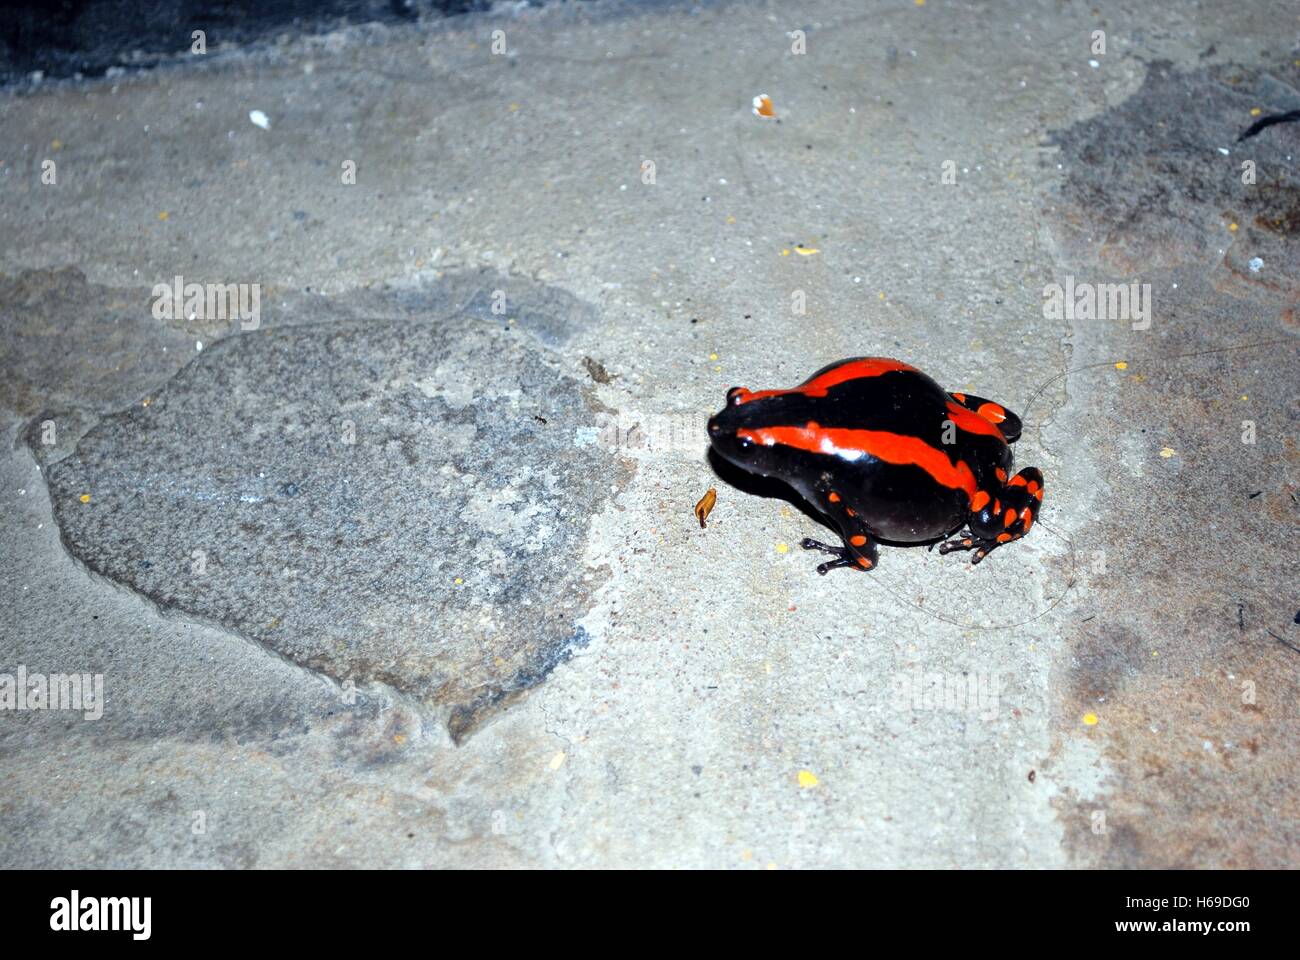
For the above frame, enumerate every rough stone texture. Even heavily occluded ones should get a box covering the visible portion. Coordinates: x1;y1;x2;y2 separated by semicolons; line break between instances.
41;312;629;742
1048;60;1300;306
1;0;1297;868
1042;60;1300;868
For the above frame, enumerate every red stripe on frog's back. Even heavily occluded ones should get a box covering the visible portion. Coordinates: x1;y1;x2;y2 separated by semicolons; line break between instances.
731;357;917;405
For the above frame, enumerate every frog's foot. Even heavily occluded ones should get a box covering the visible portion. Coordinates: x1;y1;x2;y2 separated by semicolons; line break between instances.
941;466;1044;564
800;537;878;574
937;532;1000;565
948;391;1023;443
804;473;881;573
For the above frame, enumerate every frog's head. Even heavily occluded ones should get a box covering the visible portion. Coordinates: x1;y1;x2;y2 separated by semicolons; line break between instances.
707;385;816;481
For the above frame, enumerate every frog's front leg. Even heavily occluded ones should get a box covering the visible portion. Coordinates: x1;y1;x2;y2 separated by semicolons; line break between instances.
939;467;1043;565
800;473;880;574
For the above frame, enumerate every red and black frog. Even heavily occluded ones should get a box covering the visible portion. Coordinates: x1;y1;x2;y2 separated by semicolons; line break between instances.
706;357;1043;574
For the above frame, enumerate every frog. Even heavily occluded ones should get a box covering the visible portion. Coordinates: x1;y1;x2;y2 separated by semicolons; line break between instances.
706;357;1043;573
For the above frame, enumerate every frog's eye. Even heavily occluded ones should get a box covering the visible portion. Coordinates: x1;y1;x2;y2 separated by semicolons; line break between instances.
727;386;750;406
734;434;756;458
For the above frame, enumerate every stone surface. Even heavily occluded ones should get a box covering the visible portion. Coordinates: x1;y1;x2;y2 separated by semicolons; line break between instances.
1049;60;1300;302
41;310;630;743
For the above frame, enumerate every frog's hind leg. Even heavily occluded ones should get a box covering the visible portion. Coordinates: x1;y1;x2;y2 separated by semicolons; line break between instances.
800;473;881;574
948;392;1023;443
939;467;1043;565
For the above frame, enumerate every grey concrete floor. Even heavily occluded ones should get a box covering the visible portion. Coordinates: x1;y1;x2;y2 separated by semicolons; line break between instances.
1;0;1298;868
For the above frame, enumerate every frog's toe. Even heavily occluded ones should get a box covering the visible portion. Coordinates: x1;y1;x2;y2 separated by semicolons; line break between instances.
938;532;977;555
940;533;1014;564
801;537;841;554
801;535;878;572
815;557;857;575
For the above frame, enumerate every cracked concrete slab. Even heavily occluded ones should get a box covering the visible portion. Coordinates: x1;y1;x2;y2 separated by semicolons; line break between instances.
1;0;1298;868
37;296;630;743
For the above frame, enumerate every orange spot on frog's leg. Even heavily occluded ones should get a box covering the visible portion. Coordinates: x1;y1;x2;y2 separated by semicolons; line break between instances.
971;490;990;511
850;534;867;546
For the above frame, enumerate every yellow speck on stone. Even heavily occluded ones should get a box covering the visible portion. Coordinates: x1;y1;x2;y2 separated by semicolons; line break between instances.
79;493;90;503
548;751;566;771
781;248;790;256
393;734;407;745
508;103;520;112
726;215;736;224
1241;394;1248;401
267;616;281;629
776;542;789;554
798;770;819;788
794;245;819;256
454;577;464;585
1250;107;1262;117
1114;361;1128;370
51;139;63;151
1152;650;1159;657
1083;712;1099;726
1228;222;1238;232
915;0;925;5
1159;447;1176;458
740;849;753;861
766;862;778;870
779;505;793;518
764;661;773;674
878;292;886;300
709;352;718;361
141;398;151;407
714;364;722;373
158;211;169;221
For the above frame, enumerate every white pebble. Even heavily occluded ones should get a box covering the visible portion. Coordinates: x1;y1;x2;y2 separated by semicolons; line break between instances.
249;110;271;130
1248;257;1263;273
